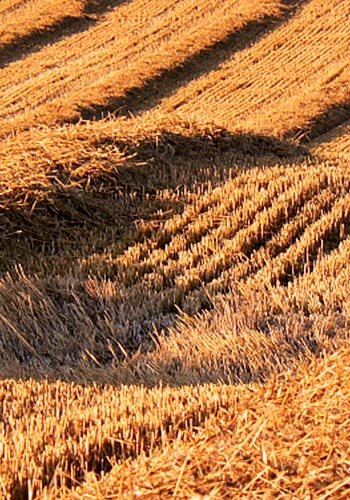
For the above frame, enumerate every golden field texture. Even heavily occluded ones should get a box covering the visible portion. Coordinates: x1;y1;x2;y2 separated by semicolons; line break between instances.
1;0;350;497
0;0;86;48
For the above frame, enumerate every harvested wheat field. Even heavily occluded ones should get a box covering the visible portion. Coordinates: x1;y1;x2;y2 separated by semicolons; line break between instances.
1;0;350;498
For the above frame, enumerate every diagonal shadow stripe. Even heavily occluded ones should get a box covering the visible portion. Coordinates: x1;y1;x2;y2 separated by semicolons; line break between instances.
77;0;311;121
292;101;350;144
0;0;129;69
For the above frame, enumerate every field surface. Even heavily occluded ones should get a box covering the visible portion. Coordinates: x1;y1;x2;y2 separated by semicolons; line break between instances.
1;0;350;498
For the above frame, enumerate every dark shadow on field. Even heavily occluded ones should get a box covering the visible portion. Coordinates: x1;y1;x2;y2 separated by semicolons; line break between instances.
290;100;350;144
0;130;307;274
0;130;310;389
0;0;129;69
77;0;311;121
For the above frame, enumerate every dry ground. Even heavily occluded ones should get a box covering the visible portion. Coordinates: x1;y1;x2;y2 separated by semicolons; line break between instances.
1;0;350;498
